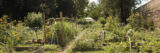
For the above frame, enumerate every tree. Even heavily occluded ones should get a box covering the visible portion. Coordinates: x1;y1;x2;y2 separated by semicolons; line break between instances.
55;0;88;17
0;0;88;20
56;0;74;17
100;0;141;23
0;0;57;20
73;0;89;17
87;2;105;20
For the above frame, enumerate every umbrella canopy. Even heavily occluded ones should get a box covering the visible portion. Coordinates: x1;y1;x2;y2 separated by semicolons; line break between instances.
84;17;94;22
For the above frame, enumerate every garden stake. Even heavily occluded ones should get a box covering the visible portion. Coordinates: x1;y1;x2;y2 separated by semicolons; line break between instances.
60;11;64;46
129;36;132;53
41;2;47;43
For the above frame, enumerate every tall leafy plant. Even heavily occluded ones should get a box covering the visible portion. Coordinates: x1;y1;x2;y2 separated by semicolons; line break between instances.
47;21;81;47
24;12;43;29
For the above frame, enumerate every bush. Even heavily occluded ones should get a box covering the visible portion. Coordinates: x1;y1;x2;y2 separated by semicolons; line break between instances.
98;17;106;27
104;16;134;42
127;12;154;30
24;12;43;29
73;28;103;51
0;20;35;47
103;15;160;52
46;21;81;47
0;15;9;43
0;15;37;46
105;16;121;32
103;16;160;52
0;19;37;53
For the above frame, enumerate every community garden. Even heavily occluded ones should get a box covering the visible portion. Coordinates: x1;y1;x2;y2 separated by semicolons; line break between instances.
1;0;160;53
0;11;160;53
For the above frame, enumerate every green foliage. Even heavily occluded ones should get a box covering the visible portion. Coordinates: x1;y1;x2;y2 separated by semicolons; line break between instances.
73;0;89;17
0;21;33;45
73;28;103;51
0;0;57;19
105;16;121;32
0;15;41;46
102;30;160;53
0;0;88;20
87;2;105;20
47;21;81;47
104;16;135;42
127;12;155;30
103;16;160;52
24;12;43;29
0;15;10;43
100;0;141;22
0;17;37;53
98;17;106;27
77;18;93;25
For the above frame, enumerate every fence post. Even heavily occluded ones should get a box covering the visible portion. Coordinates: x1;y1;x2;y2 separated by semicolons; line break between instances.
60;11;64;46
41;2;47;43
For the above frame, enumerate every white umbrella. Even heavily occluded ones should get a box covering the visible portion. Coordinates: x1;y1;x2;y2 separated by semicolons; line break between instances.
84;17;94;22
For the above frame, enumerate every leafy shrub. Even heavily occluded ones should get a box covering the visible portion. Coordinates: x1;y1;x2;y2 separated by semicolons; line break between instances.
104;42;128;53
89;22;102;29
98;17;106;27
104;16;134;42
73;28;103;51
24;12;43;29
102;29;160;53
0;15;9;43
0;16;36;46
1;22;33;45
103;16;160;52
105;16;121;31
46;21;81;47
127;12;154;30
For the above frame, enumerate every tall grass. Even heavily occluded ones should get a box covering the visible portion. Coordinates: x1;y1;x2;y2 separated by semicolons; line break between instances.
47;21;82;47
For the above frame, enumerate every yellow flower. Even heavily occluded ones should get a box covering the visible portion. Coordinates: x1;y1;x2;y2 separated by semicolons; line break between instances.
0;18;3;22
2;15;8;19
136;12;140;16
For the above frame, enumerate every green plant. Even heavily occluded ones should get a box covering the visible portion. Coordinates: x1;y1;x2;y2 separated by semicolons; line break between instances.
127;12;154;30
77;18;93;25
73;28;103;51
0;16;9;44
47;21;81;47
98;17;106;27
103;15;160;53
0;19;37;46
0;16;33;53
24;12;43;29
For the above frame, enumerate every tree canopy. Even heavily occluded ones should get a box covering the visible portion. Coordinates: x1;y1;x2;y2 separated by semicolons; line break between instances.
99;0;141;22
0;0;88;20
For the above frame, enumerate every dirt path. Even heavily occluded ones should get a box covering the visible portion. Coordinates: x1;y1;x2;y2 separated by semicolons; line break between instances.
59;31;85;53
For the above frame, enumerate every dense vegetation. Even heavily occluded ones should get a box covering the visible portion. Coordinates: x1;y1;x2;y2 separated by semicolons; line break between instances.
0;0;88;20
1;0;160;53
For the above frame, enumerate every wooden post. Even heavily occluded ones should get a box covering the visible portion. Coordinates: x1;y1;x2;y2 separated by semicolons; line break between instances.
60;11;64;45
41;3;47;43
43;10;46;43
